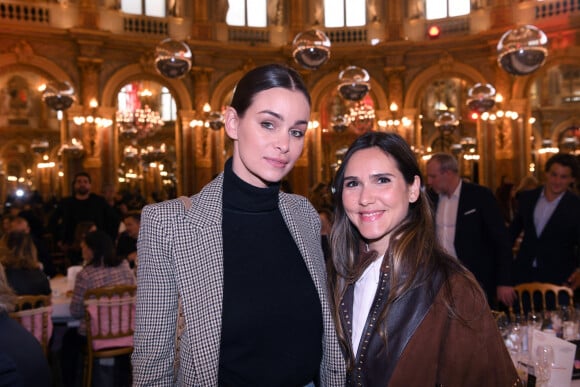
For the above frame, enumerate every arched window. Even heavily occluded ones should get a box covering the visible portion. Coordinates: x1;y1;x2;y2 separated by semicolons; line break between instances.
226;0;267;27
121;0;166;17
426;0;470;19
324;0;366;28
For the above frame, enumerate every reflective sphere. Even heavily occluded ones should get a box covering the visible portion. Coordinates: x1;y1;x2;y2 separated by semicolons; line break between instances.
434;112;459;135
497;25;548;76
155;38;192;79
292;29;331;70
331;114;350;133
338;66;371;101
31;139;49;154
42;81;75;111
467;83;496;113
207;111;224;131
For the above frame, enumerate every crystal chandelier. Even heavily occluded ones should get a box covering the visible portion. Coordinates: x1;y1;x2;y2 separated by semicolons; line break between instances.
116;104;164;141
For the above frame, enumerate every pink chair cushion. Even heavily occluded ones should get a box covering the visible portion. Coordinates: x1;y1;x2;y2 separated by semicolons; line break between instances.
86;295;135;351
17;306;53;346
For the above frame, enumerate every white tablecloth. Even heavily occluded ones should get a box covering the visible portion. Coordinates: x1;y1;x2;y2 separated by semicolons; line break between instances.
50;276;79;326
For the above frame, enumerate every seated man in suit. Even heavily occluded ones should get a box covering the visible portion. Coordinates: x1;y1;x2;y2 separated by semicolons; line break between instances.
426;153;515;309
510;153;580;289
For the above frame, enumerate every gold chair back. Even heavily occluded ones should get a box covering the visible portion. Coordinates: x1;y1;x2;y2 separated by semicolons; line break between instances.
9;294;53;356
83;284;137;387
511;282;574;315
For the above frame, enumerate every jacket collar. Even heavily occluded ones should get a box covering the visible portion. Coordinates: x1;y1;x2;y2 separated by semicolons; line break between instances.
341;268;444;385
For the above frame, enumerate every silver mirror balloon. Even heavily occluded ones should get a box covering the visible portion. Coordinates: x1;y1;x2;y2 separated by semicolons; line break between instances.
331;114;350;133
42;81;75;111
467;83;496;113
292;29;331;70
434;112;459;135
497;25;548;76
154;38;192;79
207;111;224;131
337;66;371;101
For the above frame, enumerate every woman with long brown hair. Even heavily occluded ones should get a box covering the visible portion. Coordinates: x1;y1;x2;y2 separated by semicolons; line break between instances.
328;131;518;386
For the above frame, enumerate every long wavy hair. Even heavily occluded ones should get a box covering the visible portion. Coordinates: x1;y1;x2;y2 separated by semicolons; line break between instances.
1;231;39;270
329;132;481;369
0;262;16;313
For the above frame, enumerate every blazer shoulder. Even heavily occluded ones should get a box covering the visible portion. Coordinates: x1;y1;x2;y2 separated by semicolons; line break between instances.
461;181;493;197
280;192;315;209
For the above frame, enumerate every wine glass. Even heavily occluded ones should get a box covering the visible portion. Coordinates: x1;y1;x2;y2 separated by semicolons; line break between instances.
534;345;554;387
528;311;543;331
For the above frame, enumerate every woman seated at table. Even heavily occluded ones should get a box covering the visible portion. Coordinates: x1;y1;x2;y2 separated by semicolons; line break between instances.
61;229;136;387
0;262;51;386
0;231;50;296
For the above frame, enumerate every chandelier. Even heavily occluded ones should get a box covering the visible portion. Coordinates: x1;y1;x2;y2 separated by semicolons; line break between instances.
116;104;164;141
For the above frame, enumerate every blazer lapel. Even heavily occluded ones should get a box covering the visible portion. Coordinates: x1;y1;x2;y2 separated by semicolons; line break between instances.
174;177;225;383
539;191;573;240
278;194;324;292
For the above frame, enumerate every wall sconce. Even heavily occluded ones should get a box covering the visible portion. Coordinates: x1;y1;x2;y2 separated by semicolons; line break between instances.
189;103;224;130
73;99;113;156
478;94;519;122
58;137;84;158
378;102;412;132
538;139;559;154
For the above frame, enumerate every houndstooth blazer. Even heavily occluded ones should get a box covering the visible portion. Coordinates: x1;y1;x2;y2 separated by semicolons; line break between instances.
132;173;346;386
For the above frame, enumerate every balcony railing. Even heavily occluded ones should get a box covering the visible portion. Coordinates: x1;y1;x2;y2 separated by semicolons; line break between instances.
123;14;168;36
536;0;580;19
325;27;368;44
227;26;269;44
0;1;49;25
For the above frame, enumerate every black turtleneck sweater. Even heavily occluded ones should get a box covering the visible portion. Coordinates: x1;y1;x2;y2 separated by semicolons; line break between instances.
218;159;323;387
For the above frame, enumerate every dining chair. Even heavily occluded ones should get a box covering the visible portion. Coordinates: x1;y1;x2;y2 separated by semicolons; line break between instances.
511;282;574;316
83;284;137;387
9;294;53;356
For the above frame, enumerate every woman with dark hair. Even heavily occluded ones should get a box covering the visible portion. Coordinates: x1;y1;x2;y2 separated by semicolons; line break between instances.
328;132;518;386
0;262;51;386
133;64;345;386
1;231;50;295
62;230;135;387
69;230;135;326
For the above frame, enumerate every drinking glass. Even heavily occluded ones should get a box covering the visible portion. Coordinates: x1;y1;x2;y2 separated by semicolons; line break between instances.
534;345;554;387
527;311;543;331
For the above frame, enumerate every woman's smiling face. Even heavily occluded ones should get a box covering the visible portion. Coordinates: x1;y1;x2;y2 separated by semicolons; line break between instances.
342;146;420;254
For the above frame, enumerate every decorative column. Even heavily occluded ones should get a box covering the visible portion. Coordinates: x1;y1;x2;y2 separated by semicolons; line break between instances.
385;0;403;40
178;110;196;196
192;0;212;40
77;56;104;189
77;0;99;29
191;67;214;192
384;65;410;142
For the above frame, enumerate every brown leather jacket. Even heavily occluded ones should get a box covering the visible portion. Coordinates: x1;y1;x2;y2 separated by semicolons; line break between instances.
341;271;520;386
